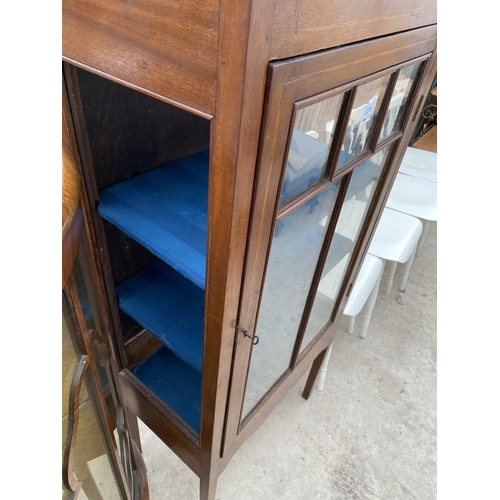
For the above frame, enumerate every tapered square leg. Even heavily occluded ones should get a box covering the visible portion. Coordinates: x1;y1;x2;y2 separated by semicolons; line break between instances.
302;346;329;400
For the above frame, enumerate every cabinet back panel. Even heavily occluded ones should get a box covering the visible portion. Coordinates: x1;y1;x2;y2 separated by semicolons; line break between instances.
103;220;158;286
76;68;211;190
63;0;218;114
271;0;436;59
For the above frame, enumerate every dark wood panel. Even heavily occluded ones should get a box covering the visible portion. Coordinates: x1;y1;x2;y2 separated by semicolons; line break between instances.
63;0;218;114
124;330;164;370
76;68;211;190
271;0;436;59
102;220;158;286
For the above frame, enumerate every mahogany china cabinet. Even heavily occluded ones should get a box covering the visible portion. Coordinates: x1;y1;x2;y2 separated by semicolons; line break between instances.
62;0;437;497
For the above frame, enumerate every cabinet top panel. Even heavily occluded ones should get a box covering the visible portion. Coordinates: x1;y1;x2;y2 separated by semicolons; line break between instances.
62;0;219;115
270;0;437;60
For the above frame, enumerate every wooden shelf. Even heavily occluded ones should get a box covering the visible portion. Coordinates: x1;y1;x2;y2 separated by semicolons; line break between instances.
132;346;202;433
116;260;204;373
98;151;209;290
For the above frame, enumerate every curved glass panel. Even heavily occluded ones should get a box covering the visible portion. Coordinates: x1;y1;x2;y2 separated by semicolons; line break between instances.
300;145;393;352
62;298;121;500
72;239;103;338
280;93;345;207
243;182;341;417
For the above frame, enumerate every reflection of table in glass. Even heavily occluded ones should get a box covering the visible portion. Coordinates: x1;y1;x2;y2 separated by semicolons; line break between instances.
399;147;437;183
386;172;437;256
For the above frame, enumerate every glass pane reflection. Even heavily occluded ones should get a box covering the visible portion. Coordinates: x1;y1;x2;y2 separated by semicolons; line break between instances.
280;93;344;207
337;74;391;170
72;239;103;337
62;372;121;500
300;146;393;352
62;299;121;500
379;62;423;142
243;182;341;417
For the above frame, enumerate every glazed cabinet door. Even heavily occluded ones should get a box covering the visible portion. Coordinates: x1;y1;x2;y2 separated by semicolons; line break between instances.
223;25;436;456
63;88;149;500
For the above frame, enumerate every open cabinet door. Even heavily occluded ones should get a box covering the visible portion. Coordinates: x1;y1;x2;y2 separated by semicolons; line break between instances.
223;25;437;460
63;74;150;500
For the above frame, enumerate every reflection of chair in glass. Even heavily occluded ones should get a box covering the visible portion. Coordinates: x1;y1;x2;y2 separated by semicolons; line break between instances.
325;119;335;143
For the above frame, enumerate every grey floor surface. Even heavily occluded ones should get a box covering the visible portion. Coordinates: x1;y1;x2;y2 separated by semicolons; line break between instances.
138;221;437;500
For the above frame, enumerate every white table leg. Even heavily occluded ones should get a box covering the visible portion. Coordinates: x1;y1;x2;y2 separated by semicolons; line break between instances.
399;245;417;292
384;260;398;295
316;344;333;392
360;263;384;338
416;219;430;257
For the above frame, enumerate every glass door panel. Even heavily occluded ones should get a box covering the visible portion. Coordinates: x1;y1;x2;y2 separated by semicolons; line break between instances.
379;62;424;142
226;30;435;451
300;145;393;352
336;74;391;170
280;93;345;207
242;182;341;417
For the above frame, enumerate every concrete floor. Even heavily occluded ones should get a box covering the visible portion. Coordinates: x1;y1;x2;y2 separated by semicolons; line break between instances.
138;219;437;500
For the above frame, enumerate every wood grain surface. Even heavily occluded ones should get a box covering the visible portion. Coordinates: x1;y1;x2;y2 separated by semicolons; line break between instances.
271;0;436;59
62;0;219;114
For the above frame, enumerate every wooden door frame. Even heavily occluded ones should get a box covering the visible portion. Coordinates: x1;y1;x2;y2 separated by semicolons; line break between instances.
223;25;437;462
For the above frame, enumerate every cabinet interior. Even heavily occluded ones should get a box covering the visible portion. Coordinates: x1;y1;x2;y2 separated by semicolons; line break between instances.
75;67;211;436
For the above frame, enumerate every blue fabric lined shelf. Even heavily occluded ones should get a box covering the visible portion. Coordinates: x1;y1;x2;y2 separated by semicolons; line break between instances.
98;150;209;290
132;346;201;433
115;260;204;373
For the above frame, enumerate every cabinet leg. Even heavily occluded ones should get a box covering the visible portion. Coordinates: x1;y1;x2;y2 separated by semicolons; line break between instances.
316;344;333;392
302;346;329;400
125;406;142;453
200;470;218;500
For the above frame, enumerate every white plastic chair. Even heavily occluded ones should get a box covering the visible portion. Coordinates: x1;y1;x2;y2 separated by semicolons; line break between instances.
399;147;437;183
386;172;437;258
368;208;423;294
316;254;384;391
315;209;422;392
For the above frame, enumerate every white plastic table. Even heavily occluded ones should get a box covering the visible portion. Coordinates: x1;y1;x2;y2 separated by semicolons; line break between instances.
368;207;423;294
386;172;437;256
399;147;437;183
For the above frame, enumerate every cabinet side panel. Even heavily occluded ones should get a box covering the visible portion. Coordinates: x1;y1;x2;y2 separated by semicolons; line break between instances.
271;0;436;59
62;0;219;114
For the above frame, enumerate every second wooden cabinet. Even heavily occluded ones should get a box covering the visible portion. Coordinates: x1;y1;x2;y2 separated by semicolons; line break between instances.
63;3;436;497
